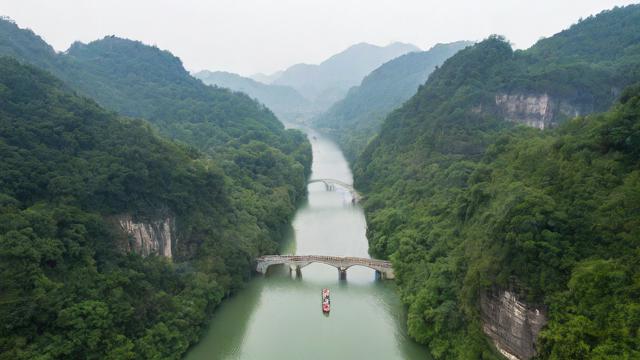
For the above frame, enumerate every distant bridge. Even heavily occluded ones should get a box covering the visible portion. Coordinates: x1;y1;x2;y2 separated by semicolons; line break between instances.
308;178;363;202
255;255;394;280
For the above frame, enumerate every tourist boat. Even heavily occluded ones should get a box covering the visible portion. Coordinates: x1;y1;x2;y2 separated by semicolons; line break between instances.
322;288;330;313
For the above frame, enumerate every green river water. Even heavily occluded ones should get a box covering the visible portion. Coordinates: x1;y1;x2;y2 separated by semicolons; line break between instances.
185;128;432;360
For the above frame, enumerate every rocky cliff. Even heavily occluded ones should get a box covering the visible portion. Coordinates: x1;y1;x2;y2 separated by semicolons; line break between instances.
480;290;547;360
495;93;589;129
116;215;175;258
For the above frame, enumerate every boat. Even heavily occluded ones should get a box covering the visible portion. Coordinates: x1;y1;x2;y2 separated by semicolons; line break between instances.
322;288;330;313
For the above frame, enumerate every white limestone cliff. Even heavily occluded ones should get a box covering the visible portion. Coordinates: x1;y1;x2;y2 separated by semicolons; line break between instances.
117;215;175;258
495;93;585;129
480;290;547;360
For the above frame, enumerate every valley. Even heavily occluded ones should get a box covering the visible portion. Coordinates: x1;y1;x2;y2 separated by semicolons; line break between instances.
185;127;433;360
0;3;639;360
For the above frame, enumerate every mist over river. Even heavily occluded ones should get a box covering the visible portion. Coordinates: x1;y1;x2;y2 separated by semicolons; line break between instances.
185;127;431;360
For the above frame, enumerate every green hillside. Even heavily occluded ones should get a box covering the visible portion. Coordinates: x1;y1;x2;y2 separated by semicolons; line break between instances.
0;20;309;163
63;37;293;154
0;18;311;360
0;19;312;242
354;5;640;359
0;57;304;359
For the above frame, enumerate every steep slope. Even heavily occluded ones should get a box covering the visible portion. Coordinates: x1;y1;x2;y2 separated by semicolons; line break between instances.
0;57;290;359
0;20;312;359
62;37;291;154
272;42;420;110
354;5;640;359
0;17;58;71
193;70;313;122
0;21;311;244
314;41;473;161
0;20;309;158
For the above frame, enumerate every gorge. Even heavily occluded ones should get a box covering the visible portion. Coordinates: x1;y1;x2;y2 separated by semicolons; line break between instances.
1;3;639;360
184;127;432;360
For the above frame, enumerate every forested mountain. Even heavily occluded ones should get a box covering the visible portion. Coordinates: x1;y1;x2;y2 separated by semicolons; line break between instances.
0;18;311;359
193;70;313;122
0;20;311;235
314;41;473;161
0;58;292;359
0;19;308;157
0;17;58;71
271;42;420;111
354;5;640;359
62;37;294;154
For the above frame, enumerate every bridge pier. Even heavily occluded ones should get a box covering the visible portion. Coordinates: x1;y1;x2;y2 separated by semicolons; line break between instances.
308;178;362;203
376;269;395;280
289;264;302;278
338;267;347;280
256;262;269;275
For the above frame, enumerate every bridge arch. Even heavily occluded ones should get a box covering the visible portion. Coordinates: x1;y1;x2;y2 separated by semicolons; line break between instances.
255;255;394;280
308;178;363;202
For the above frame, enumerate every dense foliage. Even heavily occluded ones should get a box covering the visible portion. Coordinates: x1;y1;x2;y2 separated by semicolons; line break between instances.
0;18;311;360
0;19;311;187
354;5;640;359
0;17;314;246
314;41;472;161
0;58;216;358
59;36;313;244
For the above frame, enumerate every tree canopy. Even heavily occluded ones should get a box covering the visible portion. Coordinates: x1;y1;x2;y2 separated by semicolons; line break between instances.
354;5;640;359
0;17;311;360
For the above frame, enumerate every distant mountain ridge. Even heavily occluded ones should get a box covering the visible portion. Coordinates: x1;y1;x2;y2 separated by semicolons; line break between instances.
198;41;420;122
270;42;420;111
250;70;283;84
314;41;473;160
194;70;313;122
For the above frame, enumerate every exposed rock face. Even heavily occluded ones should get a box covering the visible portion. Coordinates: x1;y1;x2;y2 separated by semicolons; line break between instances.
495;93;587;129
480;290;547;360
117;215;175;258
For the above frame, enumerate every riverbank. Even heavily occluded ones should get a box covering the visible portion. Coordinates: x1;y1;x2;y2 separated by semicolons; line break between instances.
185;128;432;360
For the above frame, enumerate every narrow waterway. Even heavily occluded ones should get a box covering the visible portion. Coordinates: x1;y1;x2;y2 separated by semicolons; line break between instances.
185;128;431;360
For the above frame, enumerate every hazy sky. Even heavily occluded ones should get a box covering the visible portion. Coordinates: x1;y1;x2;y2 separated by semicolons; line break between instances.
1;0;637;76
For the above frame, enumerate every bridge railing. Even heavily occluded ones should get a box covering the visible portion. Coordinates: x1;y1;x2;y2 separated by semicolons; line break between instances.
256;255;392;268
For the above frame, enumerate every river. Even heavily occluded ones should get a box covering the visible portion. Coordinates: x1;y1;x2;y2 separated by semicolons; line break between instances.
185;128;431;360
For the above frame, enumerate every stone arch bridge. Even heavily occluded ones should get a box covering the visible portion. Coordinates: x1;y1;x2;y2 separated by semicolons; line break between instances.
308;178;363;202
255;255;394;280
